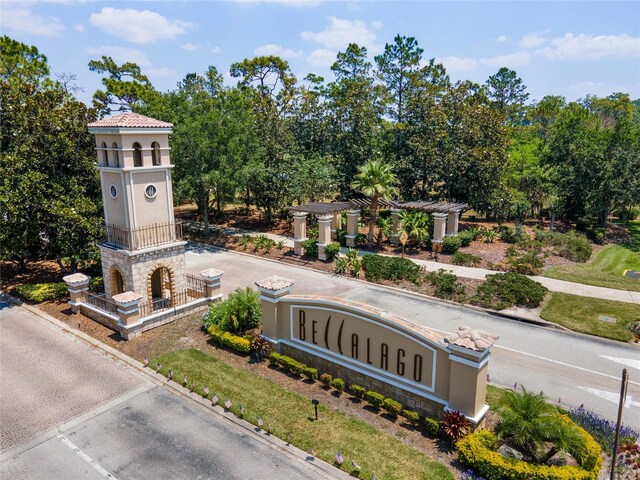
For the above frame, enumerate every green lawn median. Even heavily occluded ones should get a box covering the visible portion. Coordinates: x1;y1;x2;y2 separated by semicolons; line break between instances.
540;293;640;342
153;348;453;480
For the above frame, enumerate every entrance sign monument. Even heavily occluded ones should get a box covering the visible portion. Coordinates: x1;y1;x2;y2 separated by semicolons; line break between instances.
256;275;498;424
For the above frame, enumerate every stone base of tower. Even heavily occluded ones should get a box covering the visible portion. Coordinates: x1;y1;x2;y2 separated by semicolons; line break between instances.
99;242;187;301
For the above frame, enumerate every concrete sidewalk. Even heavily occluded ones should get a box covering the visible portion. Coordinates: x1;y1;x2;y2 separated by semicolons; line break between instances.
183;220;639;304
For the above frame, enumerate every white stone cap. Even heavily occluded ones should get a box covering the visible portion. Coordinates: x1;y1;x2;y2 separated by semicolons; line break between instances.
62;273;90;285
292;211;308;217
432;212;448;219
444;326;499;352
199;268;224;280
112;291;144;307
316;214;333;221
255;275;295;291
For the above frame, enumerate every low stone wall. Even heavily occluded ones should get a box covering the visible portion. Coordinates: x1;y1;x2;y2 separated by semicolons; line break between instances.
280;343;445;419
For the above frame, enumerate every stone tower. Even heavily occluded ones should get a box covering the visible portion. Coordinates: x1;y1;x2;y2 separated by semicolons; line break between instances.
88;112;186;306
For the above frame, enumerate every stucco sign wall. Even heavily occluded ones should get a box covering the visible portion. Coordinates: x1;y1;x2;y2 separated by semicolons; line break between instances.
256;275;498;423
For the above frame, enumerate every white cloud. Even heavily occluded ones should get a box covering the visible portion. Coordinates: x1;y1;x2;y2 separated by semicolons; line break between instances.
181;43;202;51
231;0;321;6
86;46;151;67
73;23;84;32
307;49;336;67
1;5;65;36
520;31;548;48
480;51;532;68
371;20;383;30
496;35;508;43
301;16;378;51
435;56;479;72
536;33;640;60
89;7;193;44
211;46;223;54
564;81;629;99
146;67;179;78
254;43;303;58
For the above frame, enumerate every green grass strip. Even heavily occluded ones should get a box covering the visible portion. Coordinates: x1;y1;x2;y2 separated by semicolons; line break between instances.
153;349;452;480
540;293;640;342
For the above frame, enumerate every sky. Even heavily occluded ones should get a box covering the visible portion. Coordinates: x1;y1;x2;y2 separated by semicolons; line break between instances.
2;0;639;106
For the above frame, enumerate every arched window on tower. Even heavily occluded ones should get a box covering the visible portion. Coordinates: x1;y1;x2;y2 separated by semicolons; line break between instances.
151;142;161;166
101;142;108;166
112;142;120;167
133;142;143;167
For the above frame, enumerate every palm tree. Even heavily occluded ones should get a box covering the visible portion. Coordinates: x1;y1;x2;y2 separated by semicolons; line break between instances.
400;211;430;247
351;160;399;249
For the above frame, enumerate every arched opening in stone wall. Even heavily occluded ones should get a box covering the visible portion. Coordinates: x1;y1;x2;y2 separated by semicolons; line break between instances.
149;266;173;308
110;267;125;295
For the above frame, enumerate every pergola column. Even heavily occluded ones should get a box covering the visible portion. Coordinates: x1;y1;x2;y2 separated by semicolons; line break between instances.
345;209;360;247
331;213;342;241
446;211;460;237
390;209;402;245
432;212;447;245
316;214;333;260
292;212;308;256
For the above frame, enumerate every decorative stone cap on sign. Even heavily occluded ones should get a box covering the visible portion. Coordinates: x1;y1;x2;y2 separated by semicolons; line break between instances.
62;273;90;285
199;268;224;280
255;275;294;291
444;326;499;352
112;291;144;307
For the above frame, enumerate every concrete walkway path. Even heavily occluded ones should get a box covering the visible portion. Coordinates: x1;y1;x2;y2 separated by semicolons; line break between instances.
183;220;639;304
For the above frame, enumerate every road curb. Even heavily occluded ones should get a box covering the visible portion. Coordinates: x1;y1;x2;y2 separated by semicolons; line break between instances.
0;293;351;480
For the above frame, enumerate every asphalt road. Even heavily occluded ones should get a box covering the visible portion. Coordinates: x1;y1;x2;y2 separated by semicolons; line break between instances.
0;301;342;480
185;246;640;431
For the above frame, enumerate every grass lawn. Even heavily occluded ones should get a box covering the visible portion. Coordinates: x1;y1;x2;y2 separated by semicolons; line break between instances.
540;293;640;342
544;221;640;292
153;349;453;480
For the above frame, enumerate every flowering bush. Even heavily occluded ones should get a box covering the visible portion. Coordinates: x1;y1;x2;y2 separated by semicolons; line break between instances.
569;405;639;451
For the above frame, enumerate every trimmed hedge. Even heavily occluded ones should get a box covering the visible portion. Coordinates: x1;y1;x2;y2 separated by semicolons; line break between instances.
269;352;318;379
302;366;318;381
365;391;385;410
207;325;252;354
15;281;68;302
362;254;423;283
324;242;341;260
456;426;602;480
348;384;366;400
383;398;402;418
331;377;345;393
442;235;462;254
424;417;440;436
472;273;548;310
401;409;420;426
320;373;333;388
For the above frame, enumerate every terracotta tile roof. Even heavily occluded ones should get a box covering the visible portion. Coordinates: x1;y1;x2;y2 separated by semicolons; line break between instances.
88;112;173;129
62;273;90;285
199;268;224;279
444;326;499;352
255;275;295;291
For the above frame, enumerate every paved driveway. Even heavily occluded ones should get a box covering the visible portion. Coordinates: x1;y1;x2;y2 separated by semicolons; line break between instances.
0;301;341;480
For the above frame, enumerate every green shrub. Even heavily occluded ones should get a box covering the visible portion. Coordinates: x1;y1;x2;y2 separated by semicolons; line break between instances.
302;238;318;257
207;325;252;354
498;226;522;244
202;287;261;334
362;254;422;283
442;235;462;254
481;229;498;243
586;227;606;245
458;230;475;247
88;276;104;292
280;355;304;376
424;417;440;436
324;242;341;260
269;351;283;367
335;249;362;277
456;428;602;480
503;252;544;275
16;282;68;302
401;409;420;426
364;391;385;410
472;273;548;310
320;373;333;388
452;252;481;267
426;269;466;300
348;384;366;400
240;235;253;250
383;398;402;418
556;231;593;262
302;366;318;381
331;377;345;393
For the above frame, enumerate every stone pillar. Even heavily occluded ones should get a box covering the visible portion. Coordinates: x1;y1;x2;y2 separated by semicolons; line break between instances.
446;211;460;237
112;291;144;340
345;209;360;247
292;212;308;256
316;214;333;260
444;326;499;425
63;273;90;313
390;209;402;245
199;268;224;299
255;276;294;344
432;212;447;245
331;212;342;241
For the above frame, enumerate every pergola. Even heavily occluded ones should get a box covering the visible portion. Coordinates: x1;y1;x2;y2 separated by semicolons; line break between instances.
288;199;467;259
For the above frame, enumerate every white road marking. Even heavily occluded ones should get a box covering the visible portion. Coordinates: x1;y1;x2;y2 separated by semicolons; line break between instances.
57;434;117;479
600;355;640;371
578;386;640;408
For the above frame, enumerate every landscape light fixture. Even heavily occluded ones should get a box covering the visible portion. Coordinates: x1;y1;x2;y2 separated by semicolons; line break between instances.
311;399;319;420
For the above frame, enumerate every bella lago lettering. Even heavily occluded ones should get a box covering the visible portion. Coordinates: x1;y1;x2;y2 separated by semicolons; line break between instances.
292;307;435;386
